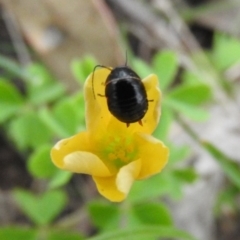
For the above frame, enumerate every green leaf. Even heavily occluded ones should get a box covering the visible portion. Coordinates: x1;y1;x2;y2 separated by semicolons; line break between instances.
26;63;65;105
27;63;55;85
0;226;37;240
28;145;57;179
164;98;209;121
212;33;240;70
152;51;178;90
81;55;97;75
202;142;240;190
153;105;173;141
39;107;70;138
182;70;204;84
162;173;183;200
168;83;212;105
168;145;190;165
88;226;196;240
70;93;85;121
49;171;72;189
71;55;97;84
132;202;173;226
174;168;198;183
131;58;153;79
28;82;65;105
53;99;79;135
0;80;24;123
40;93;85;138
13;189;67;226
48;230;84;240
52;94;85;135
71;59;85;83
88;201;119;230
128;174;172;203
9;112;52;150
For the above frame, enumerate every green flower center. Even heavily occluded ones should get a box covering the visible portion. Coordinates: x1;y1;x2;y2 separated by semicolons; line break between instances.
98;133;138;172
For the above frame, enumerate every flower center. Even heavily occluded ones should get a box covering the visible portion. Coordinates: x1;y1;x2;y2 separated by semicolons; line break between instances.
98;134;138;172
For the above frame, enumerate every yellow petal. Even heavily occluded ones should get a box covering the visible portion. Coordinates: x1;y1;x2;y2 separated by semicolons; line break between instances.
93;159;141;202
84;68;112;132
142;74;161;133
134;133;169;179
63;151;112;177
51;131;112;177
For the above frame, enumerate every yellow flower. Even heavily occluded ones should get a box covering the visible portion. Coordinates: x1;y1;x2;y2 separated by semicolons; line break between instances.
51;68;169;202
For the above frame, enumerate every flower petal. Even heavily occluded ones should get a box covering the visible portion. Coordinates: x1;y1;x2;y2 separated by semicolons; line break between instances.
134;133;169;179
142;74;161;132
93;159;141;202
63;151;112;177
51;132;112;177
84;68;112;132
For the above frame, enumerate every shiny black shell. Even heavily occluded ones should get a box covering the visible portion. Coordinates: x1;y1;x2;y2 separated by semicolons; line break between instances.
105;66;148;123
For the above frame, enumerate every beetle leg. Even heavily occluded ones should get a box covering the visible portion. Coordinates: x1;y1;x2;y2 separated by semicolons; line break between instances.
138;120;143;126
148;99;154;102
126;123;130;127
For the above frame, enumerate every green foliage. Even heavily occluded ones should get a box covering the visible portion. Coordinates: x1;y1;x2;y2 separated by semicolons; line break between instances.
182;71;203;84
162;69;212;122
211;33;240;71
128;174;173;203
13;189;67;226
173;168;198;183
9;112;52;150
28;144;57;179
168;145;190;165
52;93;85;135
88;201;120;230
167;83;212;105
71;55;97;83
0;227;37;240
131;58;152;78
28;142;72;187
46;230;84;240
153;105;173;141
0;56;96;239
0;80;24;123
164;98;209;121
0;227;84;240
152;50;178;90
132;202;173;226
88;226;196;240
39;107;70;138
48;170;72;189
26;64;65;105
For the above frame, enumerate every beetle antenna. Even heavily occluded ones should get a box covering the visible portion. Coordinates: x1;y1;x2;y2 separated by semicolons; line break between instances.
124;50;128;66
92;65;112;99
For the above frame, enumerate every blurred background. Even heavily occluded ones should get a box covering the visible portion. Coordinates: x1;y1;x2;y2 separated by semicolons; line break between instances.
0;0;240;240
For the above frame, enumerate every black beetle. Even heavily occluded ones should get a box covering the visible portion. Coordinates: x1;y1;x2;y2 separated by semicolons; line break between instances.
92;65;151;127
